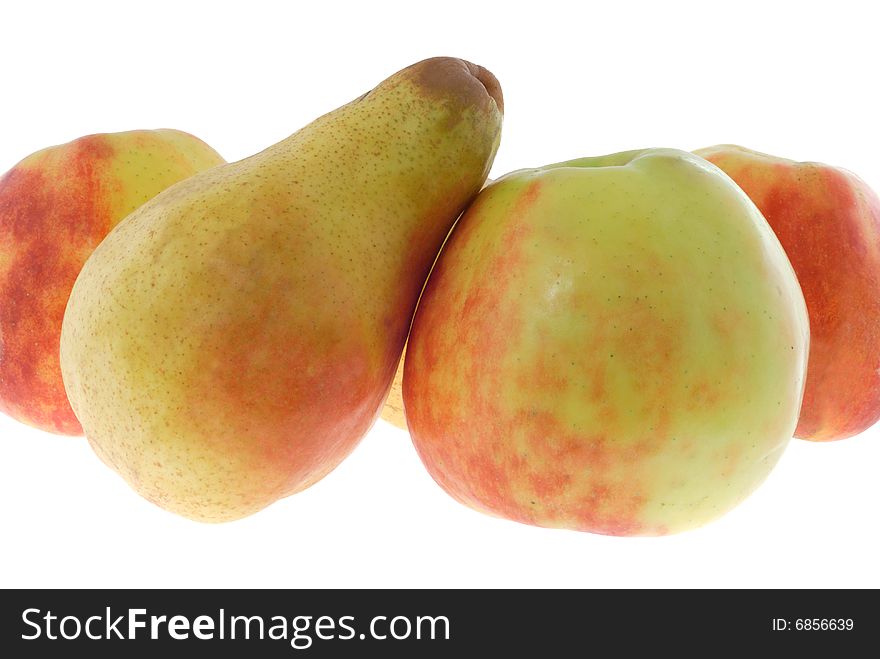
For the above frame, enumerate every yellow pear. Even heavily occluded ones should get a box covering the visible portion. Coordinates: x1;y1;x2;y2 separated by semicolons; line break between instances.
61;58;503;522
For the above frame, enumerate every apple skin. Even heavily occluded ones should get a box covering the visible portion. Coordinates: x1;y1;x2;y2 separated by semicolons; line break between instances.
403;149;809;536
0;130;224;435
696;145;880;442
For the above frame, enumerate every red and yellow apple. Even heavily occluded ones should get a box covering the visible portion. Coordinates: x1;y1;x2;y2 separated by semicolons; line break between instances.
697;145;880;441
404;149;809;535
0;130;224;434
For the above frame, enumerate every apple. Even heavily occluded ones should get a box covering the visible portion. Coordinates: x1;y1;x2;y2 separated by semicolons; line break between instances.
0;130;224;434
381;346;408;429
403;149;809;535
696;145;880;441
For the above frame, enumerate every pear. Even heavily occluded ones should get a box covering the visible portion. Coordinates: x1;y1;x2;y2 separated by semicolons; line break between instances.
60;57;503;522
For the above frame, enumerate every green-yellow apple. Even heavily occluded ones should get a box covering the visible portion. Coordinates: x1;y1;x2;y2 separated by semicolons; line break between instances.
60;58;502;522
0;130;225;435
404;149;809;536
696;145;880;441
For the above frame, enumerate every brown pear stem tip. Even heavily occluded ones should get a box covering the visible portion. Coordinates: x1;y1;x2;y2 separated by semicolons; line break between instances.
462;60;504;114
406;57;504;116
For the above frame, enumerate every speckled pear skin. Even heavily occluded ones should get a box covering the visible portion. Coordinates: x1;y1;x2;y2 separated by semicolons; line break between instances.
60;57;503;522
0;129;225;435
404;149;808;536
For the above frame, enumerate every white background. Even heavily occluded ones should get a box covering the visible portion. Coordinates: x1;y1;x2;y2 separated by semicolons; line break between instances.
1;0;879;588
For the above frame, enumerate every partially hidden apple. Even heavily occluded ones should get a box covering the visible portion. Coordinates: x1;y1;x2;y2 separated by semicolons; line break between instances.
697;145;880;441
0;130;225;434
404;149;809;535
381;346;408;429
